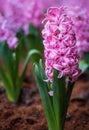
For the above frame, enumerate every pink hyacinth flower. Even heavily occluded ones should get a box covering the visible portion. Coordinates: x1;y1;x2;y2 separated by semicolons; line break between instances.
1;0;59;34
0;15;18;49
42;7;81;82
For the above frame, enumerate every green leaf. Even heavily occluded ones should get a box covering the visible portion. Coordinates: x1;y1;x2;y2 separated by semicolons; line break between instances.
0;41;4;54
26;34;43;53
53;70;66;130
79;60;89;72
16;28;25;40
20;49;41;82
16;37;27;59
0;64;11;90
66;82;74;111
16;28;29;59
1;43;14;85
0;42;21;102
84;52;89;64
12;52;19;86
27;23;43;53
34;60;56;130
28;23;38;36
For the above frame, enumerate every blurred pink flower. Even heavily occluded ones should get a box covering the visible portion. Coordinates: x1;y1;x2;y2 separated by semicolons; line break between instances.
67;7;89;58
42;7;81;82
0;0;59;34
59;0;89;9
59;0;89;58
0;0;59;49
0;16;8;41
0;15;18;49
3;0;44;33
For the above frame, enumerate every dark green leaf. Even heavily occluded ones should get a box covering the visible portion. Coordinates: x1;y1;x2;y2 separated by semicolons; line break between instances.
29;23;38;36
53;70;66;129
84;52;89;64
0;64;11;90
66;82;74;111
20;49;41;83
34;61;56;130
0;41;4;54
2;43;14;82
27;23;43;53
16;28;25;40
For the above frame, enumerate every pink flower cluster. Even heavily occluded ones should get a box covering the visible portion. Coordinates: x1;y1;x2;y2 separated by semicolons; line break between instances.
42;7;81;82
2;0;44;33
0;15;18;49
0;0;58;49
67;6;89;58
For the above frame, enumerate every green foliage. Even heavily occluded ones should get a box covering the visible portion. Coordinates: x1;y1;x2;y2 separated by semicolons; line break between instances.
34;60;74;130
16;28;28;58
34;60;56;130
53;70;66;130
79;60;89;72
0;41;4;54
79;52;89;73
84;52;89;65
16;24;43;62
0;42;20;102
0;42;41;102
26;23;43;54
0;23;43;103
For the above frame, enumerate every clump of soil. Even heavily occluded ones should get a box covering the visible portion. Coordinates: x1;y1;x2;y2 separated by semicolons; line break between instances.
0;64;89;130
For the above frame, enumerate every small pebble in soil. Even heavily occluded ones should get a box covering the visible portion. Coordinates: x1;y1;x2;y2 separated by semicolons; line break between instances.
25;98;35;106
82;120;87;124
0;87;5;94
10;103;18;107
66;113;71;121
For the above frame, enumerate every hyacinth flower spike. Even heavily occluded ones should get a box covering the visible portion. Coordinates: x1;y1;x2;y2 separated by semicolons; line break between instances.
34;7;81;130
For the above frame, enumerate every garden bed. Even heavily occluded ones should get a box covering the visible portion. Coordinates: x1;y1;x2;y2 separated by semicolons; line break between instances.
0;64;89;130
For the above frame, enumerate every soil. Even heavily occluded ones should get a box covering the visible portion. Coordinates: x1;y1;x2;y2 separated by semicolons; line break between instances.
0;63;89;130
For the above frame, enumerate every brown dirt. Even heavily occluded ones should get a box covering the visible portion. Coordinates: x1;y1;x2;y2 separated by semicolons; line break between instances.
0;63;89;130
